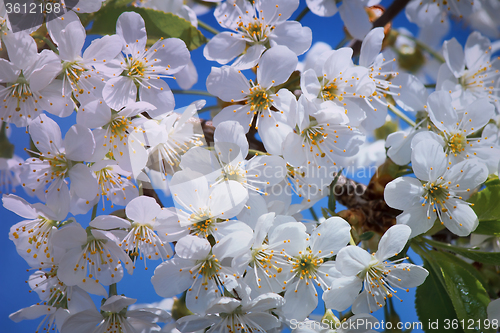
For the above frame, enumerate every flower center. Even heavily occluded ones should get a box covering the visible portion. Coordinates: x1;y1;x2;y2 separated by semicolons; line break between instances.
190;217;217;238
248;85;273;113
292;253;322;278
62;61;88;95
446;131;467;155
238;18;271;44
197;255;222;279
8;73;32;111
109;115;132;140
300;119;327;157
48;154;71;177
321;80;344;101
220;163;246;183
423;181;450;211
125;56;147;80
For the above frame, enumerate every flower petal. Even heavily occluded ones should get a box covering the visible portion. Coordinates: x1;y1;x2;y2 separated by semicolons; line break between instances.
375;225;411;261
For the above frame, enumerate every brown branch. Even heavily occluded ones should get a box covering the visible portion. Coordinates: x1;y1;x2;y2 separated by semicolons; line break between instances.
351;0;412;55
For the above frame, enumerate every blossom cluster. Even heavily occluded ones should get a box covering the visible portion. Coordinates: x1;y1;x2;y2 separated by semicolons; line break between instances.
2;0;500;332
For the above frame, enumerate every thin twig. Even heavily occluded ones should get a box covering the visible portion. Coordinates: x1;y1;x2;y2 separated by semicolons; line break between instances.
351;0;412;55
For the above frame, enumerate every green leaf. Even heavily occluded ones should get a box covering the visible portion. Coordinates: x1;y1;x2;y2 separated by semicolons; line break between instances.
473;220;500;236
415;259;463;333
89;6;207;50
321;207;334;220
0;122;14;159
359;231;374;241
438;255;494;333
469;184;500;222
425;238;500;265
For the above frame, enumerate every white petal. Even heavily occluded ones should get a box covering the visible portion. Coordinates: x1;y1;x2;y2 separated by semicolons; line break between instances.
270;21;312;56
461;98;495;135
269;222;308;257
2;194;39;219
396;203;435;238
444;199;478;236
323;48;353;80
411;139;447;182
3;32;37;69
203;32;246;64
300;68;322;101
387;264;428;288
77;99;112;128
336;246;371;276
310;216;351;257
352;289;381;314
464;31;491;71
60;309;103;333
176;315;217;332
206;66;250;102
212;231;253;260
282;281;318;321
282;132;307;167
57;21;86;61
170;169;210;211
446;159;488;191
139;80;175;117
103;77;136;110
147;38;189;74
214;120;249;159
78;279;108;297
359;27;385;67
443;38;465;77
186;278;218;314
101;295;137;313
83;35;123;63
384;177;424;210
232;44;266;70
0;59;20;83
65;125;95;161
126;195;162;223
339;1;372;40
487;299;500;321
306;0;338;17
29;114;63;156
426;91;458;133
151;258;194;297
323;276;362;311
375;225;411;261
90;215;131;229
392;73;428;112
68;164;98;200
175;235;211;260
116;12;147;54
9;305;58;323
257;46;298;88
209;180;248;218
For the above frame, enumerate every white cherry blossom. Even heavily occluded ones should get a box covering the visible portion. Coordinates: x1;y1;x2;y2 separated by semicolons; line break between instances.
207;45;297;154
384;139;488;237
60;295;170;333
281;217;351;321
324;225;428;314
437;32;500;110
21;114;97;216
0;32;71;126
176;284;284;333
102;12;190;115
151;233;253;314
205;0;311;69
